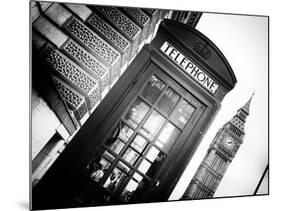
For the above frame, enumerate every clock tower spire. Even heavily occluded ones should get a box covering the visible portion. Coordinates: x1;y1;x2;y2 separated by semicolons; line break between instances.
181;93;254;199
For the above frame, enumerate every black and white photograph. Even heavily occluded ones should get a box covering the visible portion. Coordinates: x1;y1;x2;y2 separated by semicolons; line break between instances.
29;0;269;210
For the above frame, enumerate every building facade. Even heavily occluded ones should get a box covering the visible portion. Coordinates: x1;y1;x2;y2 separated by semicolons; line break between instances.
182;94;254;199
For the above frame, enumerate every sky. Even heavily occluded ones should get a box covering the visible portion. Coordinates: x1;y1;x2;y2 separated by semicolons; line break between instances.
169;12;268;199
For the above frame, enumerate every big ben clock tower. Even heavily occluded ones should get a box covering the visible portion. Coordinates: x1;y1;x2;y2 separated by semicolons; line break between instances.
182;94;254;199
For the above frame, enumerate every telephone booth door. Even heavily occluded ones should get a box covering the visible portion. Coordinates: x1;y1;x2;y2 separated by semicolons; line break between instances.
84;61;205;204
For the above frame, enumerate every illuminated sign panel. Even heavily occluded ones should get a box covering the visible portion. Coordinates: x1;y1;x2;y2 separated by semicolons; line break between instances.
160;41;219;94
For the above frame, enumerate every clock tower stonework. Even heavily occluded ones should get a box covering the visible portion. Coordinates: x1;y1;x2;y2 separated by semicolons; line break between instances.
182;94;254;199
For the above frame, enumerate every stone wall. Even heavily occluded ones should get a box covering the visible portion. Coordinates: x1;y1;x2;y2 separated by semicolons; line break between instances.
31;1;169;186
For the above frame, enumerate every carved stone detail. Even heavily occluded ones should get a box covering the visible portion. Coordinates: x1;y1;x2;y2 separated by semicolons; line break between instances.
63;39;108;78
41;45;100;109
65;17;121;67
62;39;110;92
95;6;142;58
53;76;83;108
88;13;129;52
53;76;87;120
87;13;131;65
42;45;96;93
123;8;150;26
96;6;141;40
123;8;150;44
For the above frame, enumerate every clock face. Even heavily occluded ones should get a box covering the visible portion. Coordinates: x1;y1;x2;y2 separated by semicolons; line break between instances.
223;136;235;150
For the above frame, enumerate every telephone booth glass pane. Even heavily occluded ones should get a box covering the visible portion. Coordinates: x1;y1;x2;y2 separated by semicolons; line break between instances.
122;179;138;194
131;135;148;153
137;159;151;175
110;139;125;155
156;88;180;115
140;110;166;140
170;99;195;129
156;122;181;153
103;150;115;162
117;161;131;173
146;146;160;162
122;148;140;165
120;179;144;202
120;178;149;202
145;148;166;178
88;157;110;182
133;172;143;182
141;75;166;104
103;168;127;192
125;98;150;128
119;123;134;142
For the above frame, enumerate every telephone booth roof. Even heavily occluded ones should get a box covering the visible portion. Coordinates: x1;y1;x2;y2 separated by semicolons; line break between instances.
158;19;237;91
